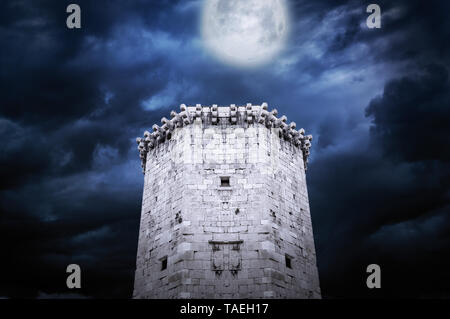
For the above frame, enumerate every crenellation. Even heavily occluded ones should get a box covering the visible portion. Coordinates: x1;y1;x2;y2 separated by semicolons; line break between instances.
136;104;313;174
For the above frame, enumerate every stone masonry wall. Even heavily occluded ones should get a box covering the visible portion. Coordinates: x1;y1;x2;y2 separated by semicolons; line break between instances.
133;104;321;298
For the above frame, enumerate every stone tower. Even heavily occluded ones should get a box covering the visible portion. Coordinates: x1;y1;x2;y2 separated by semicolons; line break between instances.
133;103;321;299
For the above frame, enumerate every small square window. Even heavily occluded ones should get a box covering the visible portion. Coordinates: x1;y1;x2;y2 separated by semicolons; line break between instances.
161;256;167;270
220;177;230;187
285;254;292;269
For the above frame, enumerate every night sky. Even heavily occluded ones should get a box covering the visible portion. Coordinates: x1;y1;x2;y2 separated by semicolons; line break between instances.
1;0;450;298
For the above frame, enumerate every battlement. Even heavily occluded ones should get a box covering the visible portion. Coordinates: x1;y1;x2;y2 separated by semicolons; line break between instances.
136;103;313;174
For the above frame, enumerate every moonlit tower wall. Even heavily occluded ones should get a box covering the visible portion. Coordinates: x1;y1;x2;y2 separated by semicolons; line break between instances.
133;103;321;299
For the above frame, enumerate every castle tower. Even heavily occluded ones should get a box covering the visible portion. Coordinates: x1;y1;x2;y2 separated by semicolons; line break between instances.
133;103;321;298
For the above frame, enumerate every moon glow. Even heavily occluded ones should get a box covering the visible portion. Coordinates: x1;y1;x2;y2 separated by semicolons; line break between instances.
201;0;289;67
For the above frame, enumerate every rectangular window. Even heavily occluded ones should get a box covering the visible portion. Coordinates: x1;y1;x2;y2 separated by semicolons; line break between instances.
161;256;167;270
220;176;230;187
285;254;292;269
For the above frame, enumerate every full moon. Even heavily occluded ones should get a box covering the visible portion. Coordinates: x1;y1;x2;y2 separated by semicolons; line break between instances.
201;0;289;67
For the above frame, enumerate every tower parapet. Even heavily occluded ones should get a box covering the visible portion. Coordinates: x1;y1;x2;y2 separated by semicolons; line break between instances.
136;103;313;174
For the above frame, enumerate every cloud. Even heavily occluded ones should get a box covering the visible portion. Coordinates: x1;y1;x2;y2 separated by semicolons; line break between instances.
366;64;450;162
310;63;450;297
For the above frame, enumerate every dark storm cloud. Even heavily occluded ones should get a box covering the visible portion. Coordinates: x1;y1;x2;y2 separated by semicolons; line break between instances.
288;0;450;299
0;0;178;297
321;0;450;64
310;63;450;297
0;178;142;297
0;0;449;299
367;64;450;163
